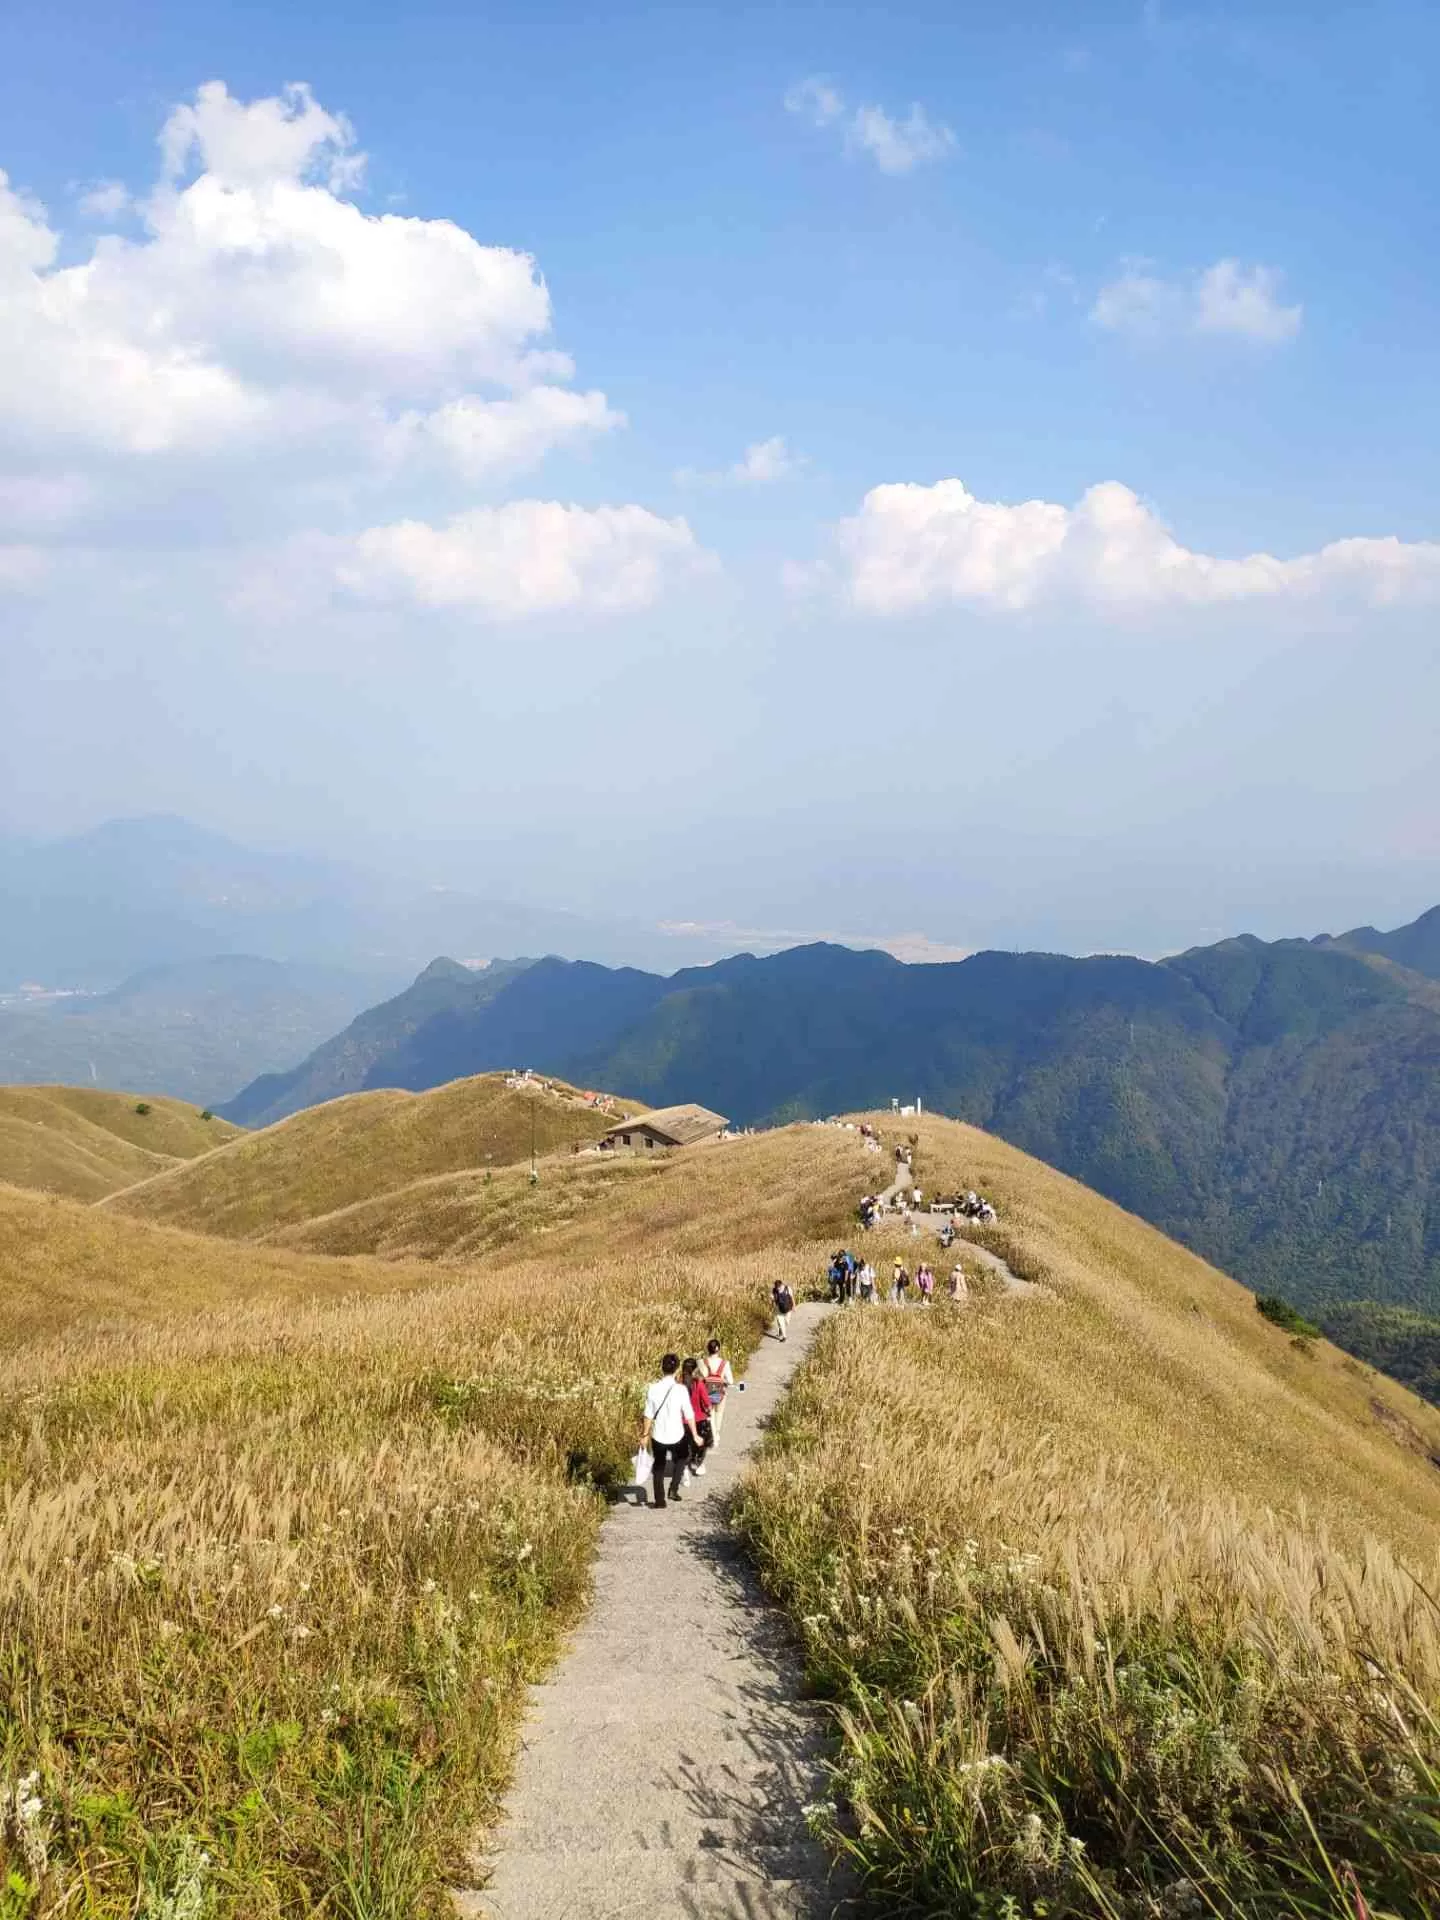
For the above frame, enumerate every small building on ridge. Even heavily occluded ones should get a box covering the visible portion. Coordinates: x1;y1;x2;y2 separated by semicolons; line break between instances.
600;1104;729;1151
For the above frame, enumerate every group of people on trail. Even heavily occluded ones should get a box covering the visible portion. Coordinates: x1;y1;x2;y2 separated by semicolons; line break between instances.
639;1340;735;1511
888;1256;969;1304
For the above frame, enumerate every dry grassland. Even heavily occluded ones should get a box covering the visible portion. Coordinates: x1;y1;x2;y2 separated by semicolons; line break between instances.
104;1074;635;1240
738;1115;1440;1916
0;1123;863;1916
0;1087;237;1202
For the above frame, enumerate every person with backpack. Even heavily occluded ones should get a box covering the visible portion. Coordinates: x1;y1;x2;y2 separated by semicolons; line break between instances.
772;1278;796;1340
681;1357;713;1479
701;1338;734;1443
641;1353;701;1510
895;1263;912;1306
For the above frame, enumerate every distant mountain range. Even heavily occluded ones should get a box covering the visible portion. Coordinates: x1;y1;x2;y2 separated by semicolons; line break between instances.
0;955;401;1105
224;907;1440;1317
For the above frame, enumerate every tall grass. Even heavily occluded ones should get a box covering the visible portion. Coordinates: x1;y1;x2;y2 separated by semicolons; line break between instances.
0;1123;867;1915
737;1118;1440;1917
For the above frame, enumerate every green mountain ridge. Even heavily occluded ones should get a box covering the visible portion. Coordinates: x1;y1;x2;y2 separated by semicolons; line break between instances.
222;905;1440;1322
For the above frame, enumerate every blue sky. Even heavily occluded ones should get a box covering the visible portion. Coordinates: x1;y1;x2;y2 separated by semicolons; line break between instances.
2;1;1438;955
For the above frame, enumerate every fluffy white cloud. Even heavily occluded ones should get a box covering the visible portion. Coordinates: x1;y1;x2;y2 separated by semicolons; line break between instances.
832;477;1440;615
334;501;704;618
677;435;802;487
785;76;954;175
1093;258;1301;343
0;82;620;535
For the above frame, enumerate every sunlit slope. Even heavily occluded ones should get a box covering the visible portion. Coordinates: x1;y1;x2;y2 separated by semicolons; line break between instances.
846;1112;1440;1557
0;1084;238;1200
270;1121;874;1258
103;1072;635;1239
0;1182;445;1348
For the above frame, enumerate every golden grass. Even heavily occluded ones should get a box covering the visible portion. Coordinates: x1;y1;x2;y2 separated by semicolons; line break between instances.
738;1115;1440;1913
103;1073;637;1239
0;1085;238;1201
8;1099;1440;1913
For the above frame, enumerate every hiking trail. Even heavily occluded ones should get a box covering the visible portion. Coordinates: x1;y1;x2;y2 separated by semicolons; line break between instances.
457;1302;853;1920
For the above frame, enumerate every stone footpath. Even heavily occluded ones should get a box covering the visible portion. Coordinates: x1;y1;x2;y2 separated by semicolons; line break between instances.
457;1302;854;1920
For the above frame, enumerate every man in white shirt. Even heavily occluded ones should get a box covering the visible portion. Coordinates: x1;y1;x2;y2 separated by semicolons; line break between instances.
641;1353;700;1509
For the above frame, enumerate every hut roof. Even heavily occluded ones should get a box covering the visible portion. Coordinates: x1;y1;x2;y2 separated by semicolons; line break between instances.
610;1103;728;1146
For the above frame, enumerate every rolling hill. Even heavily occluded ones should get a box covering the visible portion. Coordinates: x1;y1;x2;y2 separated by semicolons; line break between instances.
7;1105;1440;1913
0;1084;239;1200
105;1070;637;1240
224;913;1440;1315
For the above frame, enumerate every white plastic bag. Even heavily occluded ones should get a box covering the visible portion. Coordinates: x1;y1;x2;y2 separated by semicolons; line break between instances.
632;1448;653;1486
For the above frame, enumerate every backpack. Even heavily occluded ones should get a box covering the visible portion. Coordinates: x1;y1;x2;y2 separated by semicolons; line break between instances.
776;1284;795;1313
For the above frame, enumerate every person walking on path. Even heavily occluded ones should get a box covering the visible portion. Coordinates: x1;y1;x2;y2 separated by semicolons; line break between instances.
948;1262;968;1302
641;1354;700;1510
857;1261;876;1305
772;1278;796;1341
681;1357;713;1479
701;1338;734;1443
917;1261;935;1306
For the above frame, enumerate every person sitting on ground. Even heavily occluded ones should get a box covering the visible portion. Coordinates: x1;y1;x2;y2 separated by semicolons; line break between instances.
681;1357;713;1480
701;1338;734;1443
948;1262;968;1302
772;1278;796;1341
641;1353;701;1511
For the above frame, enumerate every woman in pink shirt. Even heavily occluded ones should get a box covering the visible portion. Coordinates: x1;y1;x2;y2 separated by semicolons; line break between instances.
681;1356;713;1479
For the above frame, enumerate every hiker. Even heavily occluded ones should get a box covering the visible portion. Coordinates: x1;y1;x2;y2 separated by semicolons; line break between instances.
828;1254;848;1305
681;1357;713;1479
772;1278;796;1341
701;1338;734;1443
857;1261;876;1304
917;1262;935;1306
948;1262;968;1302
641;1353;701;1510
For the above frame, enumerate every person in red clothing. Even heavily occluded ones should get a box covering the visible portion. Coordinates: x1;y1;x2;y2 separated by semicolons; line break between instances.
680;1355;713;1481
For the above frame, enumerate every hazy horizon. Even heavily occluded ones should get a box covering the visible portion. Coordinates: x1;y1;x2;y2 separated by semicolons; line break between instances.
3;3;1437;965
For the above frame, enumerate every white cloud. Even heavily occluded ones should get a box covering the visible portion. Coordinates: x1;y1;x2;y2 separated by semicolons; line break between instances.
831;476;1440;615
333;501;704;618
848;103;955;175
77;180;131;220
1093;258;1301;342
0;82;621;542
677;435;802;487
785;76;954;175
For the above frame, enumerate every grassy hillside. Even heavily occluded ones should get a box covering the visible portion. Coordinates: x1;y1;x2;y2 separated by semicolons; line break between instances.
0;1084;238;1200
5;1109;1440;1913
738;1116;1440;1915
106;1071;635;1240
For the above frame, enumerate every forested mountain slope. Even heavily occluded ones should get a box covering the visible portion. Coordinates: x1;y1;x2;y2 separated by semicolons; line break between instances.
225;918;1440;1313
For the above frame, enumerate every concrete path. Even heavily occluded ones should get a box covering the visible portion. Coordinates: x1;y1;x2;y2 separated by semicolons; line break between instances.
457;1303;854;1920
